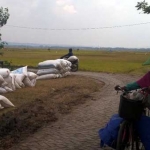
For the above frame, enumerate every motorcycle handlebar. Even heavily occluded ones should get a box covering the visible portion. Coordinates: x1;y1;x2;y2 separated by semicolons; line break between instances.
114;85;150;93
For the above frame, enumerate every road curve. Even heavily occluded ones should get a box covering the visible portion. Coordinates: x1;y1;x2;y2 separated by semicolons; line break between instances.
9;71;140;150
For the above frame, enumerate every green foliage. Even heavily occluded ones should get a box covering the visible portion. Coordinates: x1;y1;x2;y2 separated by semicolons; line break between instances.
0;41;6;49
136;0;150;14
0;7;9;49
0;7;9;27
47;48;51;52
3;60;13;70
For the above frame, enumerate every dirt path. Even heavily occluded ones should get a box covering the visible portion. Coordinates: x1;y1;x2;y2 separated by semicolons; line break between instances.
9;71;140;150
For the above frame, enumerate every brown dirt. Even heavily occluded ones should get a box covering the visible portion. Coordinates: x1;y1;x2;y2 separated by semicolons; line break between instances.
0;75;104;150
5;71;141;150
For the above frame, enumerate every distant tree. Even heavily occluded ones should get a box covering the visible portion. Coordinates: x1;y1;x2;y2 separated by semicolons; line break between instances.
48;48;51;52
136;0;150;14
0;7;10;49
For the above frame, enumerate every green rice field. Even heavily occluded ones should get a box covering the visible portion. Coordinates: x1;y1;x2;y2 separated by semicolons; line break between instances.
1;48;150;75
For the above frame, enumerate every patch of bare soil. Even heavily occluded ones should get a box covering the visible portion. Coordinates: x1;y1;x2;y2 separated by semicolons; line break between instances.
0;75;104;150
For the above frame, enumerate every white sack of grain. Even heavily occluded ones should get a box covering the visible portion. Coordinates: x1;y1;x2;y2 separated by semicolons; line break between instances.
67;56;79;62
3;86;13;92
15;74;26;88
59;59;72;73
10;73;16;91
30;78;36;87
0;95;14;108
4;75;13;90
0;74;5;86
59;59;72;67
65;66;71;72
66;60;72;67
37;74;59;80
65;71;71;76
14;81;22;89
0;87;7;94
38;60;62;69
1;81;8;88
27;72;37;80
59;74;63;78
60;66;71;74
23;76;33;87
37;68;60;76
11;66;28;76
62;71;71;77
0;68;10;78
0;104;4;109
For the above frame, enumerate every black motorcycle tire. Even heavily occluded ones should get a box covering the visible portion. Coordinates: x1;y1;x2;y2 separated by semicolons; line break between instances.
71;64;78;72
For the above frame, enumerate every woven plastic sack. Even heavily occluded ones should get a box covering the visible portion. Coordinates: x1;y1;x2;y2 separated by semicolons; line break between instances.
10;73;16;91
15;74;26;88
68;56;79;62
37;74;59;80
23;76;33;87
4;75;13;90
27;72;37;80
0;95;14;107
0;74;5;86
38;60;62;69
37;68;60;76
0;87;7;94
0;68;10;78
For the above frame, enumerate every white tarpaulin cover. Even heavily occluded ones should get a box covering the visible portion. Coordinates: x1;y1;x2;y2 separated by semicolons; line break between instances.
11;66;28;76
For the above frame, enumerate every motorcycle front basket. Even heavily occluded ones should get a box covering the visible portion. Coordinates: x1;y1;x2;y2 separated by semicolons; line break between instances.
118;94;144;121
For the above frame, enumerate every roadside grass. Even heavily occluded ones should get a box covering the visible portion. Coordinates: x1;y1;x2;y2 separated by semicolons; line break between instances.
1;48;150;75
78;51;150;75
0;75;104;149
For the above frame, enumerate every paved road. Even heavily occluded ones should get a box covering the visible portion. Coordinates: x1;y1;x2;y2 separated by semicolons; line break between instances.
9;71;139;150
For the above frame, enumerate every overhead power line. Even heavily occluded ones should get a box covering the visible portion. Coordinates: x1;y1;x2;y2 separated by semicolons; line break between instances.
4;21;150;31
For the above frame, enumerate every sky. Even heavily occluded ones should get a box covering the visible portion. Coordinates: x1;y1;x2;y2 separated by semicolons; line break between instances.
0;0;150;48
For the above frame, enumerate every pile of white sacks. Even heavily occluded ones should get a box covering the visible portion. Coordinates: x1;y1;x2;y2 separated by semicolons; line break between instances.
0;57;79;109
0;66;37;109
37;59;72;80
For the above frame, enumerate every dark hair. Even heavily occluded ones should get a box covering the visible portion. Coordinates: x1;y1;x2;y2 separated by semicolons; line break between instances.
69;48;72;52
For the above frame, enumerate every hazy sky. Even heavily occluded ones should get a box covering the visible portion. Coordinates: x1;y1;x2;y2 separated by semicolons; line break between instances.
0;0;150;48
